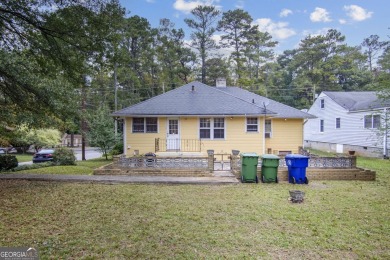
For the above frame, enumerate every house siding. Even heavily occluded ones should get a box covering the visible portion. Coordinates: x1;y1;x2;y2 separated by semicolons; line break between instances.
304;92;388;156
267;118;304;154
124;116;304;155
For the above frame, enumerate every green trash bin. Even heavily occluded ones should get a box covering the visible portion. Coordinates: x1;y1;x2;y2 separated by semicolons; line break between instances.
240;153;259;183
261;154;280;183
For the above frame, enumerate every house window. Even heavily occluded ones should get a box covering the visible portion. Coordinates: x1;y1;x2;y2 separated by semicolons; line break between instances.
132;118;158;133
199;118;211;138
336;118;341;129
320;119;324;132
246;117;258;132
265;119;272;138
320;99;325;109
199;118;225;139
213;118;225;139
364;115;381;129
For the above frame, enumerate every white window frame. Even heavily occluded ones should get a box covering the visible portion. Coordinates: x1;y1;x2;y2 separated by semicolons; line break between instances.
199;118;225;140
265;119;272;138
336;118;341;129
132;117;158;133
246;117;258;132
320;119;324;133
364;115;381;129
320;99;325;109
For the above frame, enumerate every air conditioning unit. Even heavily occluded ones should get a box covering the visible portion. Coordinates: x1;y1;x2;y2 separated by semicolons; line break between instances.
265;133;271;138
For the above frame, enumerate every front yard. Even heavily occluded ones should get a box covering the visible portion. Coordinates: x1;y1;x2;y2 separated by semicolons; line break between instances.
0;157;389;258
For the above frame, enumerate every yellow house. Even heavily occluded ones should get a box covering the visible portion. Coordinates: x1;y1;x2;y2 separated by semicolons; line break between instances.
113;81;315;157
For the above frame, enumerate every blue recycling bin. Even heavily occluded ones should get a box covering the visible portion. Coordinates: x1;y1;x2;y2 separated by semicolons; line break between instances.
285;154;309;184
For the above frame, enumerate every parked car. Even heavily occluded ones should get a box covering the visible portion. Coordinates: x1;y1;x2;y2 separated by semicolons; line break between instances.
32;149;55;163
0;147;17;154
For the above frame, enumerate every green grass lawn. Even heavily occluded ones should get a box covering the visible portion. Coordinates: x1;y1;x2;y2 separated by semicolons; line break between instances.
15;153;34;163
16;158;112;175
0;157;389;259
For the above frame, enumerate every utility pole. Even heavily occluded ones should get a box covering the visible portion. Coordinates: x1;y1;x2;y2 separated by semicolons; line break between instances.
81;75;91;161
114;62;118;135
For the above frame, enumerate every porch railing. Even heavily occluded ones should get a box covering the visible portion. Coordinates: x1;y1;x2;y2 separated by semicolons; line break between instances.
155;138;201;152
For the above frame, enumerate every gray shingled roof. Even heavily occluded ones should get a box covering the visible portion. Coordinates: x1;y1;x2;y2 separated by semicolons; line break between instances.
324;91;390;111
112;81;315;119
218;87;316;118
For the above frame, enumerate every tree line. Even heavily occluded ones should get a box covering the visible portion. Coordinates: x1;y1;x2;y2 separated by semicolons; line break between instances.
0;0;389;148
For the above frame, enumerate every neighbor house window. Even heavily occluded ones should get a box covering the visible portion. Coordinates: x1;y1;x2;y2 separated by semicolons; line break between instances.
320;119;324;132
132;118;158;133
246;117;258;132
320;99;325;109
364;115;381;129
336;118;341;129
265;119;272;138
199;118;225;139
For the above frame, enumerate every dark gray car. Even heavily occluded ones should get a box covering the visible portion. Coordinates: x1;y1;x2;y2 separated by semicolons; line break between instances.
32;149;55;163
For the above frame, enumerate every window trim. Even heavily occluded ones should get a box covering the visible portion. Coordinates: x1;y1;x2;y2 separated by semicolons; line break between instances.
132;117;159;133
364;114;381;129
199;117;226;140
320;119;324;133
265;119;272;138
320;99;325;109
246;117;259;133
336;118;341;129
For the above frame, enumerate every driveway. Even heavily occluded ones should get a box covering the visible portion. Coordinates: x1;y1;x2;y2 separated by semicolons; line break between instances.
18;147;103;165
72;147;103;161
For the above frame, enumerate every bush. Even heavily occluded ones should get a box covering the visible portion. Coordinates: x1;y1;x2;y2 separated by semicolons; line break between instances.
110;142;124;156
0;155;18;171
11;162;52;172
53;147;76;165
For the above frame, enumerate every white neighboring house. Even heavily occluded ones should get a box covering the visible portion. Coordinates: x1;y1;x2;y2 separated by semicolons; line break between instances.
304;91;390;158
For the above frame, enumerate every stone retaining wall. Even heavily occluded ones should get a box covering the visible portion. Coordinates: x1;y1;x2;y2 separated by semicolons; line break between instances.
94;163;211;177
232;167;376;181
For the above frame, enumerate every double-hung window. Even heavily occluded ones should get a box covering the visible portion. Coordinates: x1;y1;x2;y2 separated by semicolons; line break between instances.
199;118;225;139
265;119;272;138
246;117;258;132
132;118;158;133
320;119;324;132
199;118;211;139
320;99;325;109
364;115;381;129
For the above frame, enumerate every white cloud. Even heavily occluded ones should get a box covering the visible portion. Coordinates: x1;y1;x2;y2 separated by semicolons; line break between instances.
302;28;332;37
145;0;155;3
235;0;245;9
310;7;332;22
280;8;292;17
254;18;296;40
344;5;372;21
173;0;220;14
339;19;346;24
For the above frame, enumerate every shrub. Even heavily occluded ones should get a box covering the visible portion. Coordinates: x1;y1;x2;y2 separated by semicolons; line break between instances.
0;155;18;171
110;142;124;156
11;162;52;172
53;147;76;165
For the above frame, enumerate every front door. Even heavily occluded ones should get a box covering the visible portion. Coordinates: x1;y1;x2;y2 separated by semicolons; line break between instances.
167;119;180;151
